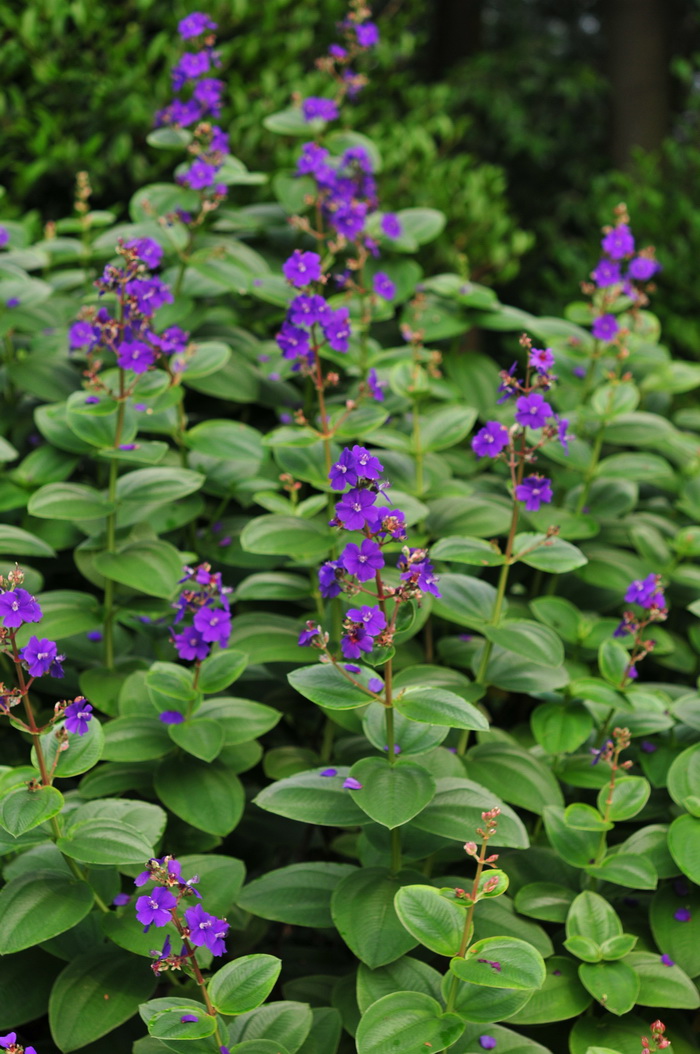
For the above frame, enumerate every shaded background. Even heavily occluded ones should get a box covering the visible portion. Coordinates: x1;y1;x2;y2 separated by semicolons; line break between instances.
1;0;699;348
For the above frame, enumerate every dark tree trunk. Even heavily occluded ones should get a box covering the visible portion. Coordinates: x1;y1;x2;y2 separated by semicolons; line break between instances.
607;0;669;166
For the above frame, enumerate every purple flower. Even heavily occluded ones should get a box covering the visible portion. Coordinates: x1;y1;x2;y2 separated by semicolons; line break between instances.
0;588;42;628
193;606;231;645
0;1036;17;1049
641;740;657;754
64;699;93;736
323;307;352;352
178;12;217;38
592;314;619;341
367;368;386;401
661;954;675;966
0;227;8;248
555;415;572;453
529;347;555;373
347;606;387;636
329;448;359;491
515;475;553;512
84;395;100;404
479;1038;497;1051
497;361;520;402
126;237;164;269
298;625;320;646
320;768;337;776
124;276;173;314
472;421;509;458
159;711;186;725
675;907;692;922
19;637;63;678
356;21;379;46
276;321;311;361
602;223;635;259
592;259;622;287
297;142;330;176
69;320;96;349
113;893;131;906
628;256;660;281
341;626;374;659
368;678;383;693
381;213;402;239
136;886;177;928
301;97;339;123
625;574;659;607
6;298;19;308
155;326;189;355
380;509;406;540
335;488;379;531
352;445;383;480
282;250;322;288
171;628;210;661
343;777;363;790
514;392;553;430
288;294;329;327
184;903;229;956
181;158;220;190
318;560;343;599
342;539;384;581
626;663;638;680
181;1015;199;1023
373;272;396;300
116;340;156;374
194;78;224;113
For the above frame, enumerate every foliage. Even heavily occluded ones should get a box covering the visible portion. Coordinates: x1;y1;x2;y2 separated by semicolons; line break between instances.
0;6;699;1054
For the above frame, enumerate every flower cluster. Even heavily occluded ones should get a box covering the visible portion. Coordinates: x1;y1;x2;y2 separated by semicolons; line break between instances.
472;335;570;513
276;250;354;373
586;204;660;345
69;241;190;389
299;444;439;660
155;12;229;199
133;855;229;968
613;574;668;681
0;1034;37;1054
0;573;64;683
299;2;381;123
170;562;232;664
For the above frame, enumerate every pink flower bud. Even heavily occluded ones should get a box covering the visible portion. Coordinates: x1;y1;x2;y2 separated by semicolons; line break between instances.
464;841;477;855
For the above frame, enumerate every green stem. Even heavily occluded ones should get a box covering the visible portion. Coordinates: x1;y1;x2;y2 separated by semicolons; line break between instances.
575;425;605;514
320;717;335;763
445;846;488;1015
412;400;424;496
103;391;127;668
390;827;402;876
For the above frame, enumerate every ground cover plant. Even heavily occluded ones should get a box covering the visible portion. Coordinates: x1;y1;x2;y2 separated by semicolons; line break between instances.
1;5;700;1054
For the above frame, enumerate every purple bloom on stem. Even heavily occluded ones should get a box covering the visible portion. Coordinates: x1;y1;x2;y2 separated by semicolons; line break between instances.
591;259;622;287
318;560;343;599
341;626;374;659
515;392;553;429
113;892;131;906
297;142;330;176
602;223;635;259
64;699;93;735
343;777;363;790
625;574;659;607
159;711;186;725
675;907;692;922
555;415;572;453
181;158;220;190
126;237;164;270
373;272;396;300
347;606;387;636
0;227;8;248
628;256;660;281
661;953;675;967
125;276;173;313
329;447;359;490
136;885;177;928
352;445;383;480
529;347;555;373
323;306;352;352
341;539;384;581
184;903;229;956
0;1036;17;1049
171;628;210;661
367;368;386;401
301;97;339;122
472;421;509;458
380;509;407;540
178;12;217;38
193;606;231;645
381;213;402;239
19;637;61;677
116;340;156;374
515;475;553;512
288;294;329;327
592;314;619;341
282;250;322;288
298;624;321;646
276;321;311;361
335;488;379;531
479;1039;497;1051
356;21;379;46
0;588;42;628
70;320;96;349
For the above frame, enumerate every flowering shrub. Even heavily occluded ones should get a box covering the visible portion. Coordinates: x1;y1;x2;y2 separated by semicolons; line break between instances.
0;6;699;1054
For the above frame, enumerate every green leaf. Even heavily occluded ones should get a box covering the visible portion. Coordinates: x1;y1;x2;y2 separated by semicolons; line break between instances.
331;868;420;967
34;716;105;778
0;949;61;1030
430;536;505;567
513;533;588;573
146;126;193;149
585;853;657;890
600;934;638;960
531;703;593;754
431;573;500;629
145;662;197;713
506;956;592;1024
566;892;622;945
397;207;447;245
184;419;263;468
102;716;173;762
394;685;488;730
355;992;463;1054
0;870;95;954
198;649;247;693
209;955;282;1015
116;467;204;505
197;697;281;745
49;949;156;1050
625;951;700;1009
484;619;564;667
450;937;546;989
19;589;99;641
465;742;564;815
346;758;435;828
596;776;650;820
650;886;700;977
168;718;225;762
564;803;612;831
0;785;64;837
148;1005;217;1041
0;524;56;558
155;758;244;836
543;805;602;868
237;862;357;928
264;106;316;135
28;482;114;520
94;539;184;598
667;743;700;811
598;639;630;686
240;515;334;559
253;768;368;827
287;664;377;710
578;961;640;1016
393;884;465;957
668;813;700;882
57;818;154;865
514;883;576;923
356;957;441;1013
411;778;529;848
228;1001;313;1052
363;702;448;756
418;405;477;452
